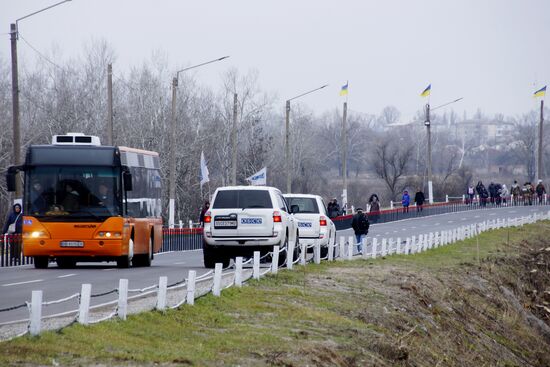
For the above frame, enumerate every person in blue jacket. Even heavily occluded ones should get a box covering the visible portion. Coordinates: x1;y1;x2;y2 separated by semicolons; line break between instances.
401;190;410;213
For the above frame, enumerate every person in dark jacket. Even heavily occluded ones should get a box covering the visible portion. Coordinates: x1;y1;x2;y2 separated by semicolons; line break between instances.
351;208;369;253
414;189;425;212
535;180;546;205
199;201;210;226
328;198;341;218
476;181;488;207
368;194;380;223
3;203;22;235
3;203;23;264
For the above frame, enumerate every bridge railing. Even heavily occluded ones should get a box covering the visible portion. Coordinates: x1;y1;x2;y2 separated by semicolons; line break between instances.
331;194;549;230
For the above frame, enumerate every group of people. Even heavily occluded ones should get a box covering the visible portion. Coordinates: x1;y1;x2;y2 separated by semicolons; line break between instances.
468;179;546;207
327;198;344;218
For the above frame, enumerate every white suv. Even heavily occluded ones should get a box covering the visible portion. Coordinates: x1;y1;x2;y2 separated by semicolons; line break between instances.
202;186;298;268
283;194;336;257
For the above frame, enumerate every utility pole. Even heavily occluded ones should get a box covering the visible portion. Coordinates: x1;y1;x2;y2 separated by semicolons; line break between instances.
424;103;433;204
10;23;21;197
537;99;544;181
342;101;348;210
107;63;113;146
231;93;238;185
285;100;291;193
168;77;178;228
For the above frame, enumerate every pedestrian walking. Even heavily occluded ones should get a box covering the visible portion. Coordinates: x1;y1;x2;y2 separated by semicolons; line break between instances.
535;180;546;205
401;190;410;213
199;201;210;227
467;185;475;206
476;181;488;207
368;194;380;223
414;188;425;212
511;180;521;206
351;208;369;253
500;184;509;206
2;203;23;264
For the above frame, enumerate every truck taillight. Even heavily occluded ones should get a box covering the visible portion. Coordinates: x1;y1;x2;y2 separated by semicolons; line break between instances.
320;216;327;226
273;211;282;223
204;211;211;223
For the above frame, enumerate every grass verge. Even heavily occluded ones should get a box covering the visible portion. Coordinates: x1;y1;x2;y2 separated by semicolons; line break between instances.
1;222;549;366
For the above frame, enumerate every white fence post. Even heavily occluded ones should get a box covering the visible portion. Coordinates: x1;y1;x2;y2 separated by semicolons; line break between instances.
390;200;394;209
287;239;295;270
253;251;260;279
272;245;280;274
339;236;346;260
411;235;416;253
348;236;354;260
396;237;401;254
381;238;387;256
118;278;128;320
156;276;167;311
78;284;91;326
314;242;321;264
186;270;196;305
300;243;307;266
405;237;411;254
362;237;369;259
235;257;243;287
372;237;378;259
213;263;222;296
29;290;43;336
446;194;449;203
328;240;334;261
462;194;465;204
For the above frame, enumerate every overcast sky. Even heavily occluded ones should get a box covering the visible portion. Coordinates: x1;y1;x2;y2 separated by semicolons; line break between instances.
1;0;549;123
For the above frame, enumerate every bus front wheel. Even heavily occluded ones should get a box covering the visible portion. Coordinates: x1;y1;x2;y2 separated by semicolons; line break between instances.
34;256;49;269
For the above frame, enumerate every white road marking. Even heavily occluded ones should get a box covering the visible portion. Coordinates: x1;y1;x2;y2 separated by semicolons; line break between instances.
434;223;440;226
508;211;516;213
448;221;454;223
2;279;43;287
57;273;76;279
474;215;480;218
461;218;467;221
489;213;496;216
174;261;187;265
103;268;116;271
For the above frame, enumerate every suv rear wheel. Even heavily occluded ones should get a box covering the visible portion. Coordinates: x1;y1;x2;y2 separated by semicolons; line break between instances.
203;242;230;269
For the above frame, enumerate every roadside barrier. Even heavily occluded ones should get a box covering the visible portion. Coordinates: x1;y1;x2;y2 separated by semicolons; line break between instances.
1;210;549;340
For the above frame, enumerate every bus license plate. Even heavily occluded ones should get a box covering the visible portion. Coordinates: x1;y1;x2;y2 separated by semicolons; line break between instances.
60;241;84;248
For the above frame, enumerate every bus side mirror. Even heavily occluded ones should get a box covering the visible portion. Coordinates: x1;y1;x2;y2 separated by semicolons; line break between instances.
123;169;133;191
6;166;22;192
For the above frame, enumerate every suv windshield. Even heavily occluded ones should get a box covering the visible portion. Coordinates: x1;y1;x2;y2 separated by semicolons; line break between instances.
213;190;273;209
285;197;319;214
25;166;121;221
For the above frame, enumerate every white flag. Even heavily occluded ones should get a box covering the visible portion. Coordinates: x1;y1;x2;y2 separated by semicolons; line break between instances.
200;151;209;187
246;167;267;186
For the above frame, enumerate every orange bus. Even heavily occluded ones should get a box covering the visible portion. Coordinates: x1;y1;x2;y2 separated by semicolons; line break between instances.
6;133;163;269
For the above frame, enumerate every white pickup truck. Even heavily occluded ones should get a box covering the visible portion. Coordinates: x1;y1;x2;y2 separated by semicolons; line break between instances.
202;186;299;268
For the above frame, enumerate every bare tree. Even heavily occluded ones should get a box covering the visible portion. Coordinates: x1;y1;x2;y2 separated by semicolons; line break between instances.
371;136;414;200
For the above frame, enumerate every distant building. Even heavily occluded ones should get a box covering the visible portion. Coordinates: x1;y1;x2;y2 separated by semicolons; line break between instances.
453;119;515;145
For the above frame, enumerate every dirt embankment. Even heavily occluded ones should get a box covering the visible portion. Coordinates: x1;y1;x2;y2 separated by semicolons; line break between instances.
306;238;550;366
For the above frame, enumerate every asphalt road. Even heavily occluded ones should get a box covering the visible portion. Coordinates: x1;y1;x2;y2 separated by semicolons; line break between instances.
0;204;547;324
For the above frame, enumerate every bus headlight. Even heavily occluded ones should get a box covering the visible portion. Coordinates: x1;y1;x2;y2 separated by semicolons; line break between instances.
24;231;47;238
97;232;121;238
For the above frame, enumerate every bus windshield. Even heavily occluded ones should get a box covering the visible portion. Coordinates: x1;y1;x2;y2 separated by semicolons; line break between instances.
25;166;122;221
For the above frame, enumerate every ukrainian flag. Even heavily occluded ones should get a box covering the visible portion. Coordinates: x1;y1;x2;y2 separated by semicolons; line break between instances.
420;84;431;97
340;82;349;96
534;86;546;98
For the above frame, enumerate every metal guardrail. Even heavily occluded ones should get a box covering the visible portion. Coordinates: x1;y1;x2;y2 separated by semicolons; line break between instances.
161;227;203;252
0;234;33;268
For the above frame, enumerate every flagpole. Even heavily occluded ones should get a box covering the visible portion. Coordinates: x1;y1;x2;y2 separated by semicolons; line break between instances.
537;99;544;181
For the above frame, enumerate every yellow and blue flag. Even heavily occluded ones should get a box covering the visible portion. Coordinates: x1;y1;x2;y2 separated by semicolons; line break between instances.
420;84;431;97
534;86;546;98
340;82;349;96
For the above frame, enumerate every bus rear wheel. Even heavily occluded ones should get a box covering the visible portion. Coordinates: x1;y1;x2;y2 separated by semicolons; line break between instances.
134;236;153;267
